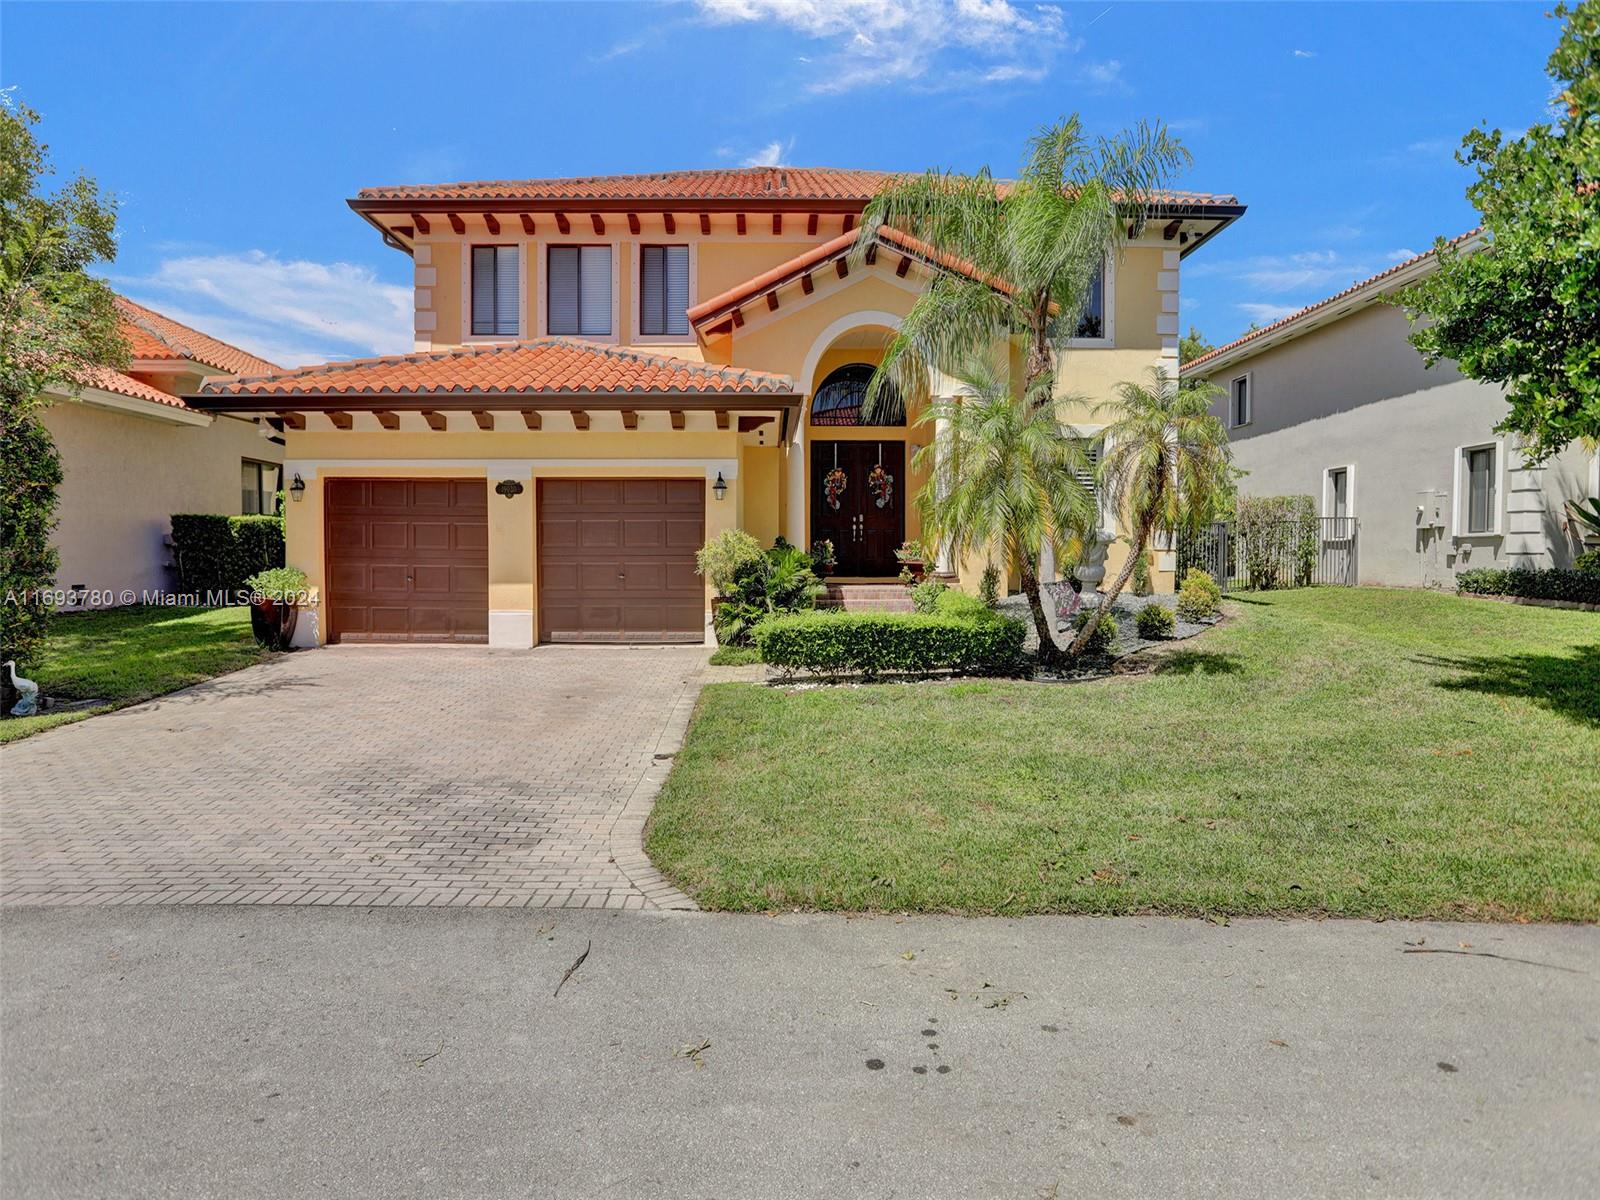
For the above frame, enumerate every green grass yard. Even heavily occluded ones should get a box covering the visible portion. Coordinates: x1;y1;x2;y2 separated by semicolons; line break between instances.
647;588;1600;921
0;606;269;744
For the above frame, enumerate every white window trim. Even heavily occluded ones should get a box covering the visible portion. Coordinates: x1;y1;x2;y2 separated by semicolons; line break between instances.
631;241;699;346
537;239;621;345
1064;251;1116;349
460;243;527;344
1322;464;1355;539
1229;372;1253;429
1452;439;1506;538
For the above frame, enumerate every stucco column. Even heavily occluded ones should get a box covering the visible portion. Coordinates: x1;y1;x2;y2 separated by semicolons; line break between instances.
786;406;807;547
283;464;325;648
488;465;535;649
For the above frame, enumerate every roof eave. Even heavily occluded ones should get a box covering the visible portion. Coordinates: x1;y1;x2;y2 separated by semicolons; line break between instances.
184;391;801;414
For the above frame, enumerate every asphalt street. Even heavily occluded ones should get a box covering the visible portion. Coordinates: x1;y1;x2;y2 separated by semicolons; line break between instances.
2;907;1596;1199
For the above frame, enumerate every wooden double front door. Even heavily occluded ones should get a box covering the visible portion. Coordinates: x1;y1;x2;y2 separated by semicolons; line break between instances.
811;440;905;577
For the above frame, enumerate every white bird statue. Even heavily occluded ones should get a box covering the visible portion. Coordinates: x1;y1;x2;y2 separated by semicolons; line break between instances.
4;660;40;717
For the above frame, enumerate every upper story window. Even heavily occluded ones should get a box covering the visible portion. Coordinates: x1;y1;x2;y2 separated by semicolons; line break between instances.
1074;259;1107;339
471;245;519;336
639;245;690;338
1230;374;1252;428
548;245;612;337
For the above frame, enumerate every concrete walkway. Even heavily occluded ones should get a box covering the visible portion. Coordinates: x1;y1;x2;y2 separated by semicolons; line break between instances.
2;907;1595;1199
0;646;705;909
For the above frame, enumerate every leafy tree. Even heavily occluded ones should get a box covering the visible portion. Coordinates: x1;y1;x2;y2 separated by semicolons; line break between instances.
1179;325;1214;363
912;358;1097;665
0;97;123;674
1067;369;1233;657
853;116;1190;658
1397;1;1599;461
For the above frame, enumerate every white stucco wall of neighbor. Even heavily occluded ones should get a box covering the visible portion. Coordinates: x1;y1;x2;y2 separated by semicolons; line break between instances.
1197;304;1594;589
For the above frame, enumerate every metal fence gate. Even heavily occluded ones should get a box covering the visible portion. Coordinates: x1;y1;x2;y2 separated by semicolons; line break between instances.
1177;517;1358;592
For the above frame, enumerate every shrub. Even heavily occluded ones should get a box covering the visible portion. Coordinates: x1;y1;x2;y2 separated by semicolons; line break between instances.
754;610;1026;679
1071;608;1120;656
696;529;764;595
0;415;63;673
1176;568;1223;621
910;578;949;613
1130;551;1152;597
1135;604;1176;639
1575;548;1600;576
1456;566;1600;605
715;544;821;645
979;564;1000;608
1236;495;1317;589
244;566;309;601
170;514;285;598
934;589;1000;623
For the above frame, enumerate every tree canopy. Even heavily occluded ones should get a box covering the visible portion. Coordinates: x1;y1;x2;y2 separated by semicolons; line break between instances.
1398;1;1599;461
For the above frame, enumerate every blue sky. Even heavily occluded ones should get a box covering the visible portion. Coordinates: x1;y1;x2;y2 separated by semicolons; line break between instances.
3;1;1562;367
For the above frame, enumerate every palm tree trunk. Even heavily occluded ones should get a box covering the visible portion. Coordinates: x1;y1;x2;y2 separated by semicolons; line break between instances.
1018;563;1063;668
1067;524;1149;657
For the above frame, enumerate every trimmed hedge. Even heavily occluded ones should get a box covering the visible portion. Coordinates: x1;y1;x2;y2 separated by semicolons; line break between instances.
754;610;1027;678
1071;609;1119;656
171;514;285;599
1177;568;1223;621
1135;604;1176;639
1456;566;1600;606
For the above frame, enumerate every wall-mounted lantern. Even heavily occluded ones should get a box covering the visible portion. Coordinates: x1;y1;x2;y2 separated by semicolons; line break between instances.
712;471;728;502
495;479;525;499
289;473;306;502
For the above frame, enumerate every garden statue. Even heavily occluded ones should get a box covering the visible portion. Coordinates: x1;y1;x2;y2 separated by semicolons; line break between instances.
4;661;40;717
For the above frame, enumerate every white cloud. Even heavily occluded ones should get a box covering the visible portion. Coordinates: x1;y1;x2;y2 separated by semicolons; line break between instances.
1292;48;1316;58
1191;247;1424;297
118;250;413;369
741;139;790;167
1080;59;1124;90
695;0;1074;94
593;37;645;62
1238;301;1303;325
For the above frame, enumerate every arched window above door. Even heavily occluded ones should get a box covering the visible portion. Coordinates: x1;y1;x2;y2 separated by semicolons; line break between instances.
811;364;905;427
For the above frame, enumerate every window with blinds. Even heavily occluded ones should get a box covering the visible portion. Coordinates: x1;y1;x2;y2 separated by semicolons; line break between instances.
1073;438;1101;499
639;245;690;337
1466;446;1496;533
471;245;519;336
547;245;613;337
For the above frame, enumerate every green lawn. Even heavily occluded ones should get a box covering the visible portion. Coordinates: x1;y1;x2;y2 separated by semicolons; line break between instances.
0;606;269;744
647;589;1600;921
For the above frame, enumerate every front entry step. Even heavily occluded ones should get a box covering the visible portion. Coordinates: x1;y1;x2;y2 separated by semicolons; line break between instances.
819;583;914;613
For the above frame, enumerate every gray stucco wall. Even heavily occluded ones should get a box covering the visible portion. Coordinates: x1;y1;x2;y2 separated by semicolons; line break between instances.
1195;304;1595;588
42;397;283;603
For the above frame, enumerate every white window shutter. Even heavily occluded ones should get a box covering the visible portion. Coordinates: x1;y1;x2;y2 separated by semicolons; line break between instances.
472;246;497;335
579;246;612;336
548;246;580;335
495;246;519;335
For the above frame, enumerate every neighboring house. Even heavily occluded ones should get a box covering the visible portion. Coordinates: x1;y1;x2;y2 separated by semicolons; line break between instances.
188;168;1243;647
42;297;283;602
1184;237;1597;588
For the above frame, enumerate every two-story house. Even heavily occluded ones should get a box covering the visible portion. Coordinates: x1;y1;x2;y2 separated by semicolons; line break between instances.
189;168;1242;647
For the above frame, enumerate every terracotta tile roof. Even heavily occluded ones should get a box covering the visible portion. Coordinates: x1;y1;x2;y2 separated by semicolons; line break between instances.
1182;230;1485;375
199;338;796;399
685;225;1041;328
116;296;280;376
356;167;1243;211
76;364;192;410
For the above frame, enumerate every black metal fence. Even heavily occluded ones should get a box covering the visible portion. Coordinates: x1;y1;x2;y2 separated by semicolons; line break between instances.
1177;517;1358;592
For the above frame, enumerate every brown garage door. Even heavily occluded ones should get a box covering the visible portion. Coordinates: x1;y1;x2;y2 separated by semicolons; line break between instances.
325;478;488;643
538;478;705;643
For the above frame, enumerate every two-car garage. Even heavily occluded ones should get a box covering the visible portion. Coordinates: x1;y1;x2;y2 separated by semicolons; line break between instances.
323;476;705;645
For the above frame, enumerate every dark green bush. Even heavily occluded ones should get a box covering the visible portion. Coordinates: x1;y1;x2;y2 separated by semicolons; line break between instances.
1575;548;1600;576
1456;566;1600;605
1135;604;1176;639
934;589;1000;623
0;415;63;672
910;578;949;613
1072;608;1120;656
755;610;1027;678
715;544;821;645
170;514;285;599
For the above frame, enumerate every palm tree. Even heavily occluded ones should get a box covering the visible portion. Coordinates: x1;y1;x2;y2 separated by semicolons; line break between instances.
912;357;1097;664
851;116;1190;643
1067;368;1232;657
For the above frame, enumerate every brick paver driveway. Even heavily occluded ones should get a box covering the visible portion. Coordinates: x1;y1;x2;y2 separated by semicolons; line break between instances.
0;646;709;909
